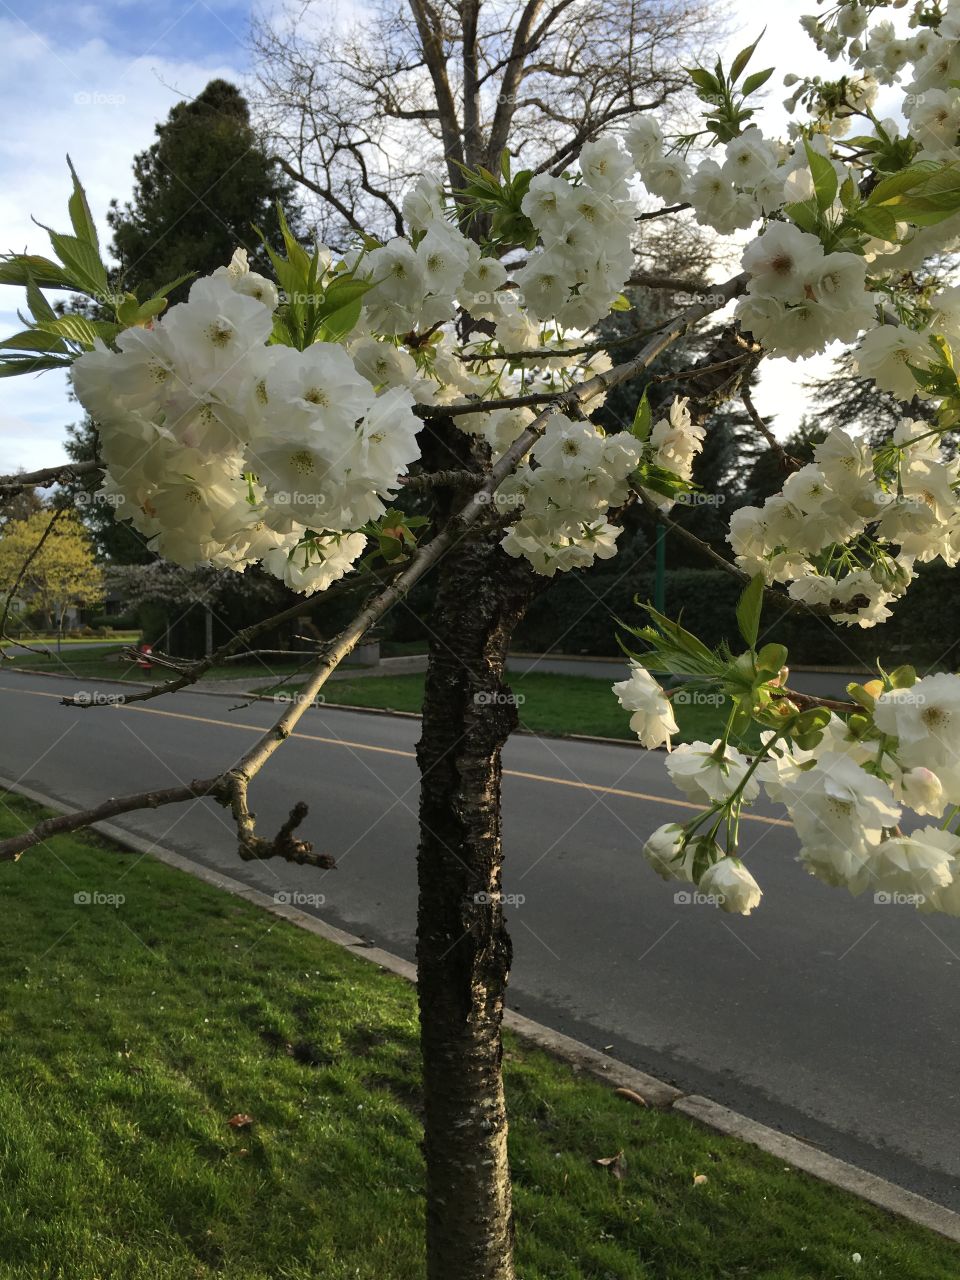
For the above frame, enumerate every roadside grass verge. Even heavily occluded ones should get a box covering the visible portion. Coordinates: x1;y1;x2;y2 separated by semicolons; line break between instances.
0;790;955;1278
6;649;757;747
308;671;759;748
3;644;303;686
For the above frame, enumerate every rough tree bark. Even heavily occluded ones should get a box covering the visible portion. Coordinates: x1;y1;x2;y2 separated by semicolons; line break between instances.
414;428;543;1279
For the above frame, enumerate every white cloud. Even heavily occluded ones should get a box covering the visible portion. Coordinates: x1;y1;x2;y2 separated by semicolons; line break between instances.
0;17;241;473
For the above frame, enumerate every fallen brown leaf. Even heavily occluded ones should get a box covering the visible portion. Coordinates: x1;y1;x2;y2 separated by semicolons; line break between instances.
228;1113;254;1130
594;1151;627;1180
614;1087;647;1107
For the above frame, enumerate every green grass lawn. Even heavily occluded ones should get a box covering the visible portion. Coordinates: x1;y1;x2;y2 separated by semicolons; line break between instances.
0;791;955;1279
0;632;142;650
313;671;757;747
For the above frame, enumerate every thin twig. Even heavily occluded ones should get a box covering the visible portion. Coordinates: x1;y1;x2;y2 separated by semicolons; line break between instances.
636;203;691;221
60;567;399;708
741;387;796;467
636;490;840;617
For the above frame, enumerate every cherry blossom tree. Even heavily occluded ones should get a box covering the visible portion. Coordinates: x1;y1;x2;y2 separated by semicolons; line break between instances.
3;3;960;1276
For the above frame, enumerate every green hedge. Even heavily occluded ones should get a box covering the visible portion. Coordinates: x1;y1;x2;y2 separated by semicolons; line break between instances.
516;561;960;668
382;551;960;670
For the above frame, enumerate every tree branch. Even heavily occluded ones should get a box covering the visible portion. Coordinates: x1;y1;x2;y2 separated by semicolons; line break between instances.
0;459;99;493
5;273;749;862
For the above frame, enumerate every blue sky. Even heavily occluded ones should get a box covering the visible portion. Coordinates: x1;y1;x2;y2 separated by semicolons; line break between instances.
0;0;253;471
0;0;251;63
0;0;906;475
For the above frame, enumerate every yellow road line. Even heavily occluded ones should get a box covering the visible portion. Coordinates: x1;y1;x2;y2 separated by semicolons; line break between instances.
0;684;792;828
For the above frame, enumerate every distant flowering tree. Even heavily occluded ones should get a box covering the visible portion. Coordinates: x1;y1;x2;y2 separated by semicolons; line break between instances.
3;3;960;1275
0;509;103;632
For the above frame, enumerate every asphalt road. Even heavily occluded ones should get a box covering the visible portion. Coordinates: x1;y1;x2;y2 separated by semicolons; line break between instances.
1;671;959;1210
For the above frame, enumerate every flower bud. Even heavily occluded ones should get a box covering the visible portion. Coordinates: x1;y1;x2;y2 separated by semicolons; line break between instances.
698;857;763;916
899;768;945;818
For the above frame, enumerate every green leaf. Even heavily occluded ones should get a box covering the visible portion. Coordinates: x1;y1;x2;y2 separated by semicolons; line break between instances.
148;273;195;301
854;204;899;241
730;30;766;83
803;139;838;212
735;574;764;649
741;66;773;96
889;664;917;689
845;682;876;710
687;67;722;96
795;707;832;734
0;353;73;376
756;642;788;677
22;264;57;325
0;254;76;290
65;156;99;253
316;295;363;343
37;313;102;348
866;161;940;207
784;199;820;234
839;176;858;211
609;293;632;312
41;228;109;297
630;388;653;442
276;203;311;279
0;329;68;353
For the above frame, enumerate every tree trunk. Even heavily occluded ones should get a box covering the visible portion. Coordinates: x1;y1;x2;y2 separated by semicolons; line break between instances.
415;517;540;1280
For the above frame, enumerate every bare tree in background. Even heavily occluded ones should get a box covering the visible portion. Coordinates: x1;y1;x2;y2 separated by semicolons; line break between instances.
252;0;722;242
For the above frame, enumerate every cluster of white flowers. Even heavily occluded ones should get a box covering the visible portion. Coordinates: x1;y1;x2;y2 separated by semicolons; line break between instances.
361;142;640;343
72;251;422;592
640;396;706;510
496;393;707;576
626;116;772;234
735;221;875;360
516;137;637;329
642;817;763;916
727;420;960;627
612;662;678;748
757;673;960;913
627;670;960;918
494;414;640;575
853;284;960;398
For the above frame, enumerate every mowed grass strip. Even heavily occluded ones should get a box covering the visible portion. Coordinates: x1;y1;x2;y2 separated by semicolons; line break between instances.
306;670;757;747
0;792;956;1278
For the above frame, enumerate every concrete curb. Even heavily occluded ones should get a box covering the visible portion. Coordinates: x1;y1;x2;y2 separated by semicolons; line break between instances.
3;773;960;1244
